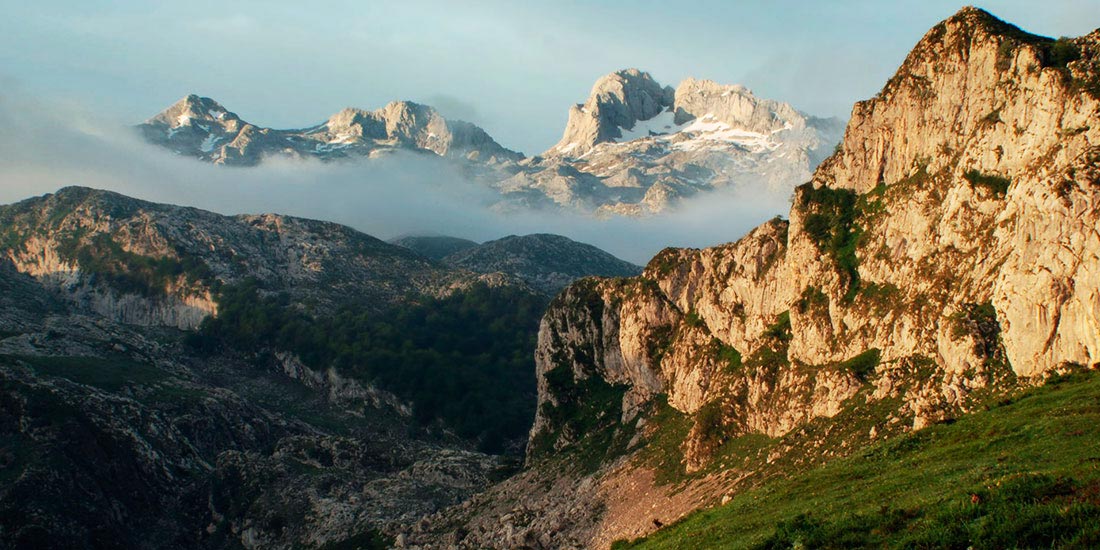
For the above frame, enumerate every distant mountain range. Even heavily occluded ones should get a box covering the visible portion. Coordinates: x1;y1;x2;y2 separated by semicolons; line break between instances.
138;70;844;215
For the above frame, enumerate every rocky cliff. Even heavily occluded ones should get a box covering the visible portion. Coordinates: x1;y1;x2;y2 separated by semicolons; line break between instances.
401;8;1100;548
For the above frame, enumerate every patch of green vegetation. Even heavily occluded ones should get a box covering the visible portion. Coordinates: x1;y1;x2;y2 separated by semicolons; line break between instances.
0;227;26;253
951;302;1008;370
835;349;881;381
858;281;901;315
995;40;1016;71
318;529;392;550
614;370;1100;549
56;232;215;297
9;354;167;392
684;310;705;328
645;325;676;368
963;169;1011;196
1045;37;1081;69
647;248;681;277
194;280;547;454
714;341;742;374
762;311;791;343
743;311;792;380
795;286;828;314
530;364;629;469
636;397;694;485
797;184;862;302
693;400;731;451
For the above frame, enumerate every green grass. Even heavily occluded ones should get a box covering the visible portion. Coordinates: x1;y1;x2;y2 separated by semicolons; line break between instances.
613;370;1100;549
796;184;863;302
529;364;630;470
835;349;881;381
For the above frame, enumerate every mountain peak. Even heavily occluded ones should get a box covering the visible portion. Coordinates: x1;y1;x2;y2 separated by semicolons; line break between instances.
547;68;675;156
145;94;240;131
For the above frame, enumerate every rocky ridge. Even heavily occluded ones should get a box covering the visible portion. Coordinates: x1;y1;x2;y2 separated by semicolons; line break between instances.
495;69;845;215
400;8;1100;548
0;186;488;329
140;95;523;167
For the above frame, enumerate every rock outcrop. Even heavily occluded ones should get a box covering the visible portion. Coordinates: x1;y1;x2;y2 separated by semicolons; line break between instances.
546;69;676;157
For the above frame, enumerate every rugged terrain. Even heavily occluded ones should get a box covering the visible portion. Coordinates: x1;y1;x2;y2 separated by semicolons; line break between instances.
399;7;1100;548
0;187;535;548
0;186;660;548
139;72;842;216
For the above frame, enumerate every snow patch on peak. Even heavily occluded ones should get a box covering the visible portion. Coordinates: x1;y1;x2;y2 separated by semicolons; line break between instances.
200;134;222;153
614;109;678;142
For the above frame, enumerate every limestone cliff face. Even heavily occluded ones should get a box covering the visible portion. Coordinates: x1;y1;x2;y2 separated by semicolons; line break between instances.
789;7;1100;376
506;9;1100;546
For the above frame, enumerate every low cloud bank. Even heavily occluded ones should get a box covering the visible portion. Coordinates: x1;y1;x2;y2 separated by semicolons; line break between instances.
0;92;792;265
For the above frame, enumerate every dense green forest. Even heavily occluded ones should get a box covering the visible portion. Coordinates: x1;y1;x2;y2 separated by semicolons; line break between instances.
190;280;547;454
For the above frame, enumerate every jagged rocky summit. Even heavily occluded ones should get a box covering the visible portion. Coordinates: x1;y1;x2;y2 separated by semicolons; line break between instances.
401;7;1100;548
494;69;843;215
138;71;843;216
140;95;523;166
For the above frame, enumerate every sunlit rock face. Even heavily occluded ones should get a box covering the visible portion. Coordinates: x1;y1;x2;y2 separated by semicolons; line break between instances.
399;9;1100;549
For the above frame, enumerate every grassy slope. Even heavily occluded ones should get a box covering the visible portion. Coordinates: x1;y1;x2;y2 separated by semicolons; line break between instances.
615;370;1100;549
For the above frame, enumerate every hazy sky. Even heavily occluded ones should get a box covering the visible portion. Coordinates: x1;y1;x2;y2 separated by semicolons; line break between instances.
3;1;1098;155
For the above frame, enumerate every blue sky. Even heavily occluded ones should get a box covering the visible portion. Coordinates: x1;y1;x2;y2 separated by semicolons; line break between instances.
2;1;1098;155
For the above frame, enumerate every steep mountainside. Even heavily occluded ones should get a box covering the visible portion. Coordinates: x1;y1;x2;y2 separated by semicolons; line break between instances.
437;234;642;295
0;188;549;548
494;69;844;215
139;95;523;166
401;8;1100;548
